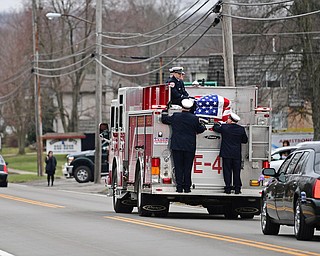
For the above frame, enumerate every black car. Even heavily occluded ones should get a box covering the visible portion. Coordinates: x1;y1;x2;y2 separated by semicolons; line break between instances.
63;141;109;183
0;155;8;187
261;142;320;240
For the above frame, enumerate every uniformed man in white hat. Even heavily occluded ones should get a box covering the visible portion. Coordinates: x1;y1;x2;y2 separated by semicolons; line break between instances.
167;66;189;106
212;112;248;194
161;98;206;193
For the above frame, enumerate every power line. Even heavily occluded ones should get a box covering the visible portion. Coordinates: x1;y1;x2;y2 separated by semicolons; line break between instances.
100;11;213;65
223;0;293;7
100;0;207;40
34;59;94;78
37;54;93;72
223;9;320;21
100;8;214;50
100;0;212;49
37;33;95;57
0;74;32;104
96;20;217;78
0;65;32;86
37;44;95;63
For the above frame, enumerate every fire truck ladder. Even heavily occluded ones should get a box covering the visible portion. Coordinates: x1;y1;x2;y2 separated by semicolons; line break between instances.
248;125;272;162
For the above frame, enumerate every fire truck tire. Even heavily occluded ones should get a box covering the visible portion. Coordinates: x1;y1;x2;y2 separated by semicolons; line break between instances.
113;196;134;214
137;179;152;217
74;166;91;183
153;197;170;217
240;213;255;219
224;205;238;219
112;168;134;214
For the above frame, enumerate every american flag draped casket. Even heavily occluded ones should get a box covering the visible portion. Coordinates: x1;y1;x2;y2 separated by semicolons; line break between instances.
195;94;231;122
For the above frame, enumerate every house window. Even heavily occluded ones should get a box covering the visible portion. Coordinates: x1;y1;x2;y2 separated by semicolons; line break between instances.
265;71;281;87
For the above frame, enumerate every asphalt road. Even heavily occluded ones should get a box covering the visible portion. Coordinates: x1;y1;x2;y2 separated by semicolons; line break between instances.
1;179;320;256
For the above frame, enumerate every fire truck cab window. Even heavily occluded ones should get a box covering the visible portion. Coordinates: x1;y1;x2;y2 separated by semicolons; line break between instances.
115;107;119;129
111;107;115;129
119;106;123;128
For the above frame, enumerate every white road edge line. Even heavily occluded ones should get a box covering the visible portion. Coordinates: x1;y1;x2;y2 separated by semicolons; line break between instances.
0;249;15;256
57;189;108;197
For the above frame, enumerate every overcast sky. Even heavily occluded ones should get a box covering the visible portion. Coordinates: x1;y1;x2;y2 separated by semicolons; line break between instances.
0;0;23;12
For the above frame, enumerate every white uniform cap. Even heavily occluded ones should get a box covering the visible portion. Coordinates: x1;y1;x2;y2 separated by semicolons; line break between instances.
229;112;240;122
169;68;173;73
171;66;184;73
181;98;194;109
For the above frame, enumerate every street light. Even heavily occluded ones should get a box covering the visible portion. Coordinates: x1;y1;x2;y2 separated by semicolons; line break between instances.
46;0;103;183
45;12;95;25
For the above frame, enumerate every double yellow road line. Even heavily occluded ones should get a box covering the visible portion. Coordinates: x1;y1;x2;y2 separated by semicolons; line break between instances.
0;194;65;209
106;216;320;256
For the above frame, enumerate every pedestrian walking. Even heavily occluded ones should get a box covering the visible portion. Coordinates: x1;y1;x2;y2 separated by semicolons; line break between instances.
45;151;57;186
213;113;248;194
161;98;206;193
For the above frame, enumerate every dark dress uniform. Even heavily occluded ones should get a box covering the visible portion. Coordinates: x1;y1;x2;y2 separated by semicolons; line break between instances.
213;122;248;193
45;155;57;186
168;76;189;106
162;110;206;192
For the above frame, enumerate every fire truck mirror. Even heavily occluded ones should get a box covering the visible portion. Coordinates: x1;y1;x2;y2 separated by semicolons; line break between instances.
99;123;109;139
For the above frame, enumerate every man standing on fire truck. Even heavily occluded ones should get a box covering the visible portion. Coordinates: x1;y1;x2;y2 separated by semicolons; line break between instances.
167;67;189;106
213;113;248;194
161;99;206;193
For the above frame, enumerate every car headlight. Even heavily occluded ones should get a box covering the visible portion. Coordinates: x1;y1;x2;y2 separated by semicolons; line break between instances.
67;156;74;165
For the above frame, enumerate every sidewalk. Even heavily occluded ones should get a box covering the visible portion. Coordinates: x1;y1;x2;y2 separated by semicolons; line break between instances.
8;168;36;175
8;168;107;195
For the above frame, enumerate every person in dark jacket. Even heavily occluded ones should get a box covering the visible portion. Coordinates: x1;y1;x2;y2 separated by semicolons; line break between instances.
161;99;206;193
213;113;248;194
167;67;189;106
45;151;57;186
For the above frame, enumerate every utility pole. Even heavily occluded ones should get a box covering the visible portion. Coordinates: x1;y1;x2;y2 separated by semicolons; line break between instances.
94;0;103;183
222;3;235;87
32;0;44;176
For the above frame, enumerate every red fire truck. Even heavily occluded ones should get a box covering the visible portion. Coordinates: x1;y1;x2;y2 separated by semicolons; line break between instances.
101;84;271;218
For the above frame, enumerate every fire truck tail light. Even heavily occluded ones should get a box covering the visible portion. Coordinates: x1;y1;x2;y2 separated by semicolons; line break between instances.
151;157;160;175
313;179;320;199
262;160;270;169
152;167;160;175
152;157;160;167
162;178;172;184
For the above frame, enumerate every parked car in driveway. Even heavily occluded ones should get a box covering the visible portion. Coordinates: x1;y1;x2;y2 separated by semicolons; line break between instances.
0;155;8;187
63;141;109;183
261;142;320;240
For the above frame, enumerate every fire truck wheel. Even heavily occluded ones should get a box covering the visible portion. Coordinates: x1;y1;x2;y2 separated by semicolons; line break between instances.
137;179;152;217
153;197;170;217
224;205;238;219
240;213;255;219
112;172;134;213
74;166;91;183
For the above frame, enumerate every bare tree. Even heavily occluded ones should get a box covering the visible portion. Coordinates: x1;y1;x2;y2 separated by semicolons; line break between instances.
0;10;34;154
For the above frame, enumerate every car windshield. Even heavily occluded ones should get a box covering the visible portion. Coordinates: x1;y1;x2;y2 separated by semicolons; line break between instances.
315;152;320;174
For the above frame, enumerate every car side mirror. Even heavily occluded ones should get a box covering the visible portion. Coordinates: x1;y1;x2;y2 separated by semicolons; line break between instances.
262;168;277;177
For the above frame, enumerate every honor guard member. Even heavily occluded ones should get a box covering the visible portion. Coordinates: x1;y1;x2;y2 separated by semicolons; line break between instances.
213;113;248;194
161;99;206;193
165;68;174;83
167;66;189;106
